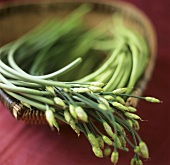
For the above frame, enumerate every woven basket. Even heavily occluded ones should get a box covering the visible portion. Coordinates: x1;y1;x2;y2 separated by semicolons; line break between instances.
0;0;157;124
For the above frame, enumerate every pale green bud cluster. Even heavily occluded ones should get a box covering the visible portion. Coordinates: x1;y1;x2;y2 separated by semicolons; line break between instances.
69;104;77;120
46;86;55;95
64;109;80;136
134;141;149;159
125;112;141;120
115;96;125;105
104;147;111;156
90;82;105;87
111;151;119;164
54;97;66;108
69;120;80;136
45;109;59;132
75;106;88;122
130;157;143;165
145;97;161;103
103;95;116;101
88;86;103;92
102;135;113;145
118;135;126;147
127;106;137;112
98;103;109;111
97;96;110;107
103;121;114;137
111;102;128;111
92;147;103;158
112;133;122;148
112;88;127;94
127;119;133;127
88;133;99;148
72;87;90;93
133;120;140;130
64;110;72;123
96;136;104;149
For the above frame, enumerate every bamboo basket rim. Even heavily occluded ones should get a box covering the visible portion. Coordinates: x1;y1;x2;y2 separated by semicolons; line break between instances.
0;0;157;124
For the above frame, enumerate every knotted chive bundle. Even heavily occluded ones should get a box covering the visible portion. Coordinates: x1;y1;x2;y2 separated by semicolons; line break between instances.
0;5;160;165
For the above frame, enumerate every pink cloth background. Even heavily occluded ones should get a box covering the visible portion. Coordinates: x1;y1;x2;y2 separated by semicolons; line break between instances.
0;0;169;165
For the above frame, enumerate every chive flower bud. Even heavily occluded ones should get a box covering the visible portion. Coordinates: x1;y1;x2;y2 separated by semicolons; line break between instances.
90;82;105;87
126;119;133;127
69;104;77;119
98;96;110;107
145;97;161;103
92;147;103;158
133;120;140;131
130;157;143;165
46;86;55;95
139;141;149;158
88;133;99;148
45;110;59;132
112;88;127;94
136;159;143;165
75;106;88;122
111;151;119;164
127;106;137;112
112;133;122;148
116;96;125;105
64;110;72;123
88;86;103;92
130;157;136;165
116;123;126;136
69;120;80;136
118;135;126;147
111;102;128;111
54;97;66;108
125;112;141;120
102;135;112;145
72;87;90;93
98;103;109;111
97;136;104;149
104;147;111;156
103;122;114;137
103;95;116;101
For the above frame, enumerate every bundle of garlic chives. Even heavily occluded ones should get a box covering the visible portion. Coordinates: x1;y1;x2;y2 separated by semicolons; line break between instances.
0;5;161;165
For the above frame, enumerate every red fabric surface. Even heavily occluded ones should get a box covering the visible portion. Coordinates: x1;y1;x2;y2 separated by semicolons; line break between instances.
0;0;169;165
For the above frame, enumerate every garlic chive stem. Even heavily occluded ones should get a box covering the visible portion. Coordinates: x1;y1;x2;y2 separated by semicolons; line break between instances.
104;52;125;91
0;74;54;105
0;66;19;79
7;80;42;88
0;60;71;88
126;42;140;94
8;43;82;78
83;122;90;134
77;42;124;82
88;121;97;136
72;93;110;117
134;130;142;142
0;82;51;96
115;113;138;147
116;52;132;88
20;93;55;106
5;90;54;111
89;120;103;136
54;113;66;123
0;73;15;86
